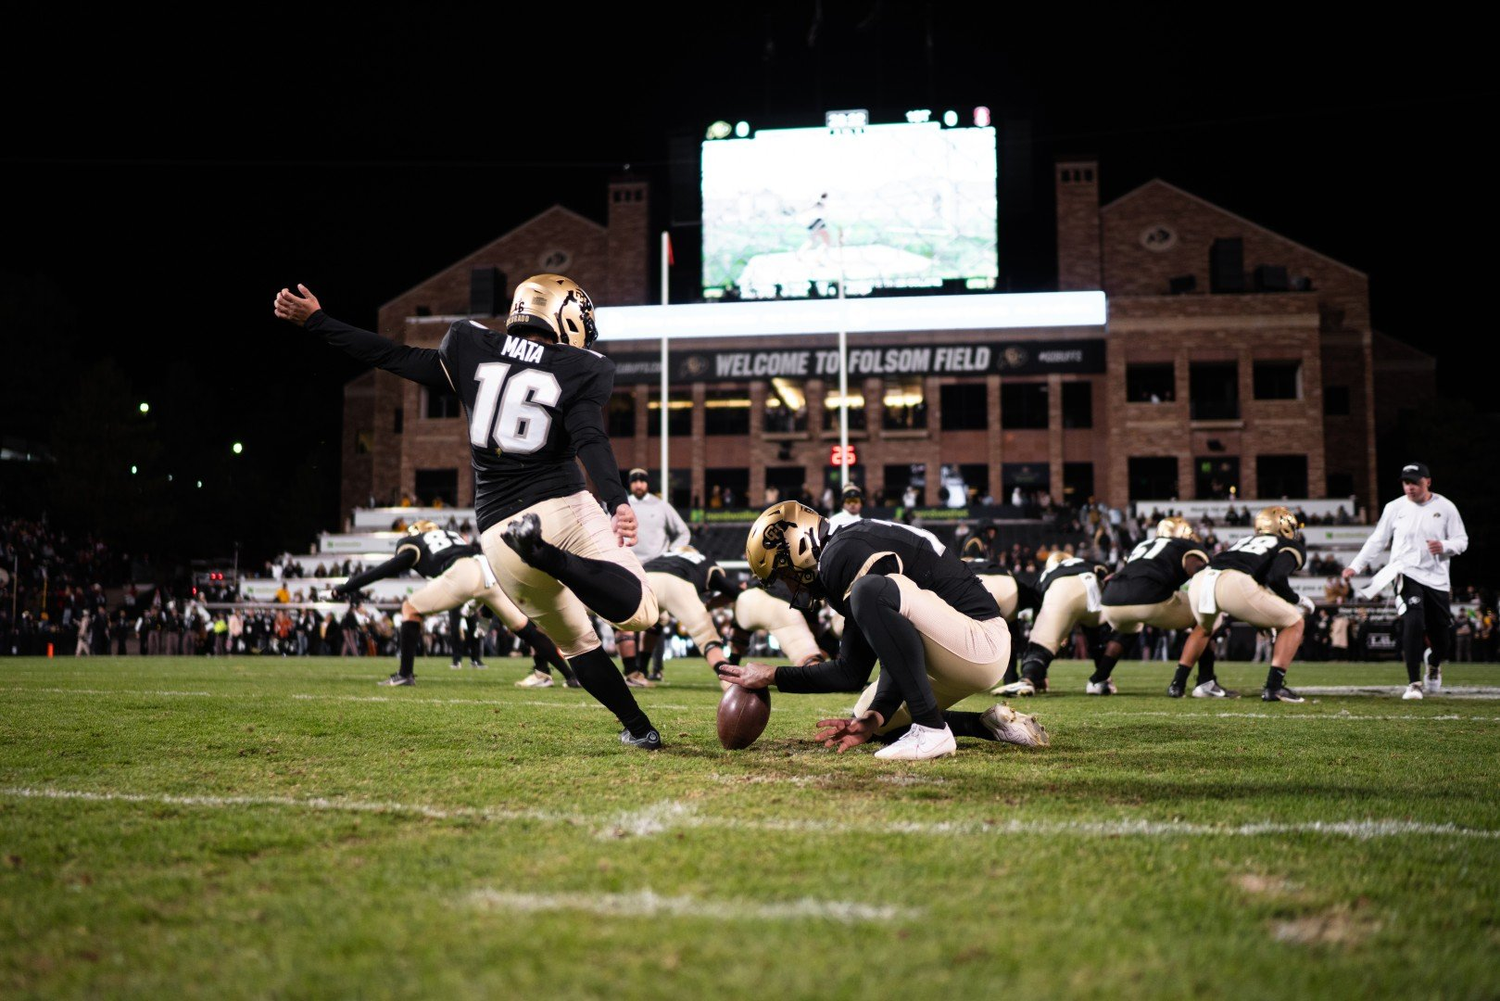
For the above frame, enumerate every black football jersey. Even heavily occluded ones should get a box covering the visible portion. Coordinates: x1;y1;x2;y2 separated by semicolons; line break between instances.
817;520;1000;620
1035;556;1107;598
1210;532;1306;581
1103;537;1209;606
438;321;626;530
396;528;478;579
643;551;724;595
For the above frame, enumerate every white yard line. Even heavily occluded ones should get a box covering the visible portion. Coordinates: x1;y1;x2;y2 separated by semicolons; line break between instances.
1089;710;1500;721
2;687;698;711
4;787;1496;841
467;888;902;923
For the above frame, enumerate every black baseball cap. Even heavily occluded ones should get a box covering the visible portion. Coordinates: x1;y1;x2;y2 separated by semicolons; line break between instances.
1400;462;1430;482
842;484;863;500
628;468;650;483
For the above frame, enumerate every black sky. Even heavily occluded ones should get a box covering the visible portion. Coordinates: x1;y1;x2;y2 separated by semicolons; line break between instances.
2;7;1494;557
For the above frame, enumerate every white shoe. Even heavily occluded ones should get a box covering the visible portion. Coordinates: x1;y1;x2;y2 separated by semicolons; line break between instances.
624;671;656;689
1401;682;1423;701
991;679;1036;697
981;704;1050;747
873;722;957;760
1192;680;1239;699
1085;679;1116;696
1424;651;1442;693
515;670;554;688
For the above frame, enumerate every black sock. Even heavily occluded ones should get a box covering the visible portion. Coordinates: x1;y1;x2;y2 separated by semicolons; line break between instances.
944;710;992;741
1195;646;1217;685
569;646;653;737
1172;663;1193;688
514;536;644;624
1265;666;1287;691
517;621;568;676
1020;643;1053;685
399;620;420;678
1091;653;1119;684
849;576;942;728
1001;645;1020;685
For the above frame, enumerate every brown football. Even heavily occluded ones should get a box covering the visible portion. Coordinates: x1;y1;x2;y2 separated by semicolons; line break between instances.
716;684;771;749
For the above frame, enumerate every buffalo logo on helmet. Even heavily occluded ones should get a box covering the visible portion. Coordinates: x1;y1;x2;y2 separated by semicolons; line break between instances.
1253;505;1299;539
506;274;598;349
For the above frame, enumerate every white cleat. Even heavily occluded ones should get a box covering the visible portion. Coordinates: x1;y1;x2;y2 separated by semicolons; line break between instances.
874;722;958;761
1192;680;1239;699
981;703;1050;747
991;679;1036;698
1085;679;1116;696
515;670;554;688
1401;682;1424;701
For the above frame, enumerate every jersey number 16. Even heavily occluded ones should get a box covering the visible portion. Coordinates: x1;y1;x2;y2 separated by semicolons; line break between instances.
469;362;561;454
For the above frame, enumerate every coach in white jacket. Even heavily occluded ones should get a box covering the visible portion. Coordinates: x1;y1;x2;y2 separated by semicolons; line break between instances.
1343;462;1467;699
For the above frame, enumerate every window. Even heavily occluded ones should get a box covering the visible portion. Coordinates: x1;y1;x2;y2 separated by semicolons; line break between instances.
424;390;461;419
647;390;691;437
1002;463;1048;506
1190;362;1239;420
1126;363;1174;403
606;392;635;437
764;379;809;434
822;389;868;432
1253;361;1301;400
1326;472;1355;498
1195;457;1240;500
1062;382;1092;428
393;407;403;435
764;467;808;506
1063;462;1094;504
1324;385;1351;416
880;378;926;431
1001;382;1048;429
705;467;749;508
1129;457;1179;501
414;468;458;507
940;383;988;430
1257;455;1308;499
705;389;750;435
884;464;926;506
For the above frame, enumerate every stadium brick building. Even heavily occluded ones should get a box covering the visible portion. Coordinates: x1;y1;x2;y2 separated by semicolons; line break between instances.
338;161;1432;522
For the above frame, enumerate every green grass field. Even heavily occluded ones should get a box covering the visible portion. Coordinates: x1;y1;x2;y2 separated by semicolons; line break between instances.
3;655;1498;999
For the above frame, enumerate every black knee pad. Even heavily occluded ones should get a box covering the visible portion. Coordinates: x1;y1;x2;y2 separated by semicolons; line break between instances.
848;574;900;619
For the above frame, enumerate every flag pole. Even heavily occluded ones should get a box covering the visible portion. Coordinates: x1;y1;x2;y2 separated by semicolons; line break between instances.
659;231;671;500
837;227;849;489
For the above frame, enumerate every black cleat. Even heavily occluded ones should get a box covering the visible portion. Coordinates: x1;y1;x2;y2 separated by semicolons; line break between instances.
1261;686;1305;704
1167;682;1186;698
471;661;487;670
379;673;415;687
646;671;663;683
501;513;544;565
620;728;663;751
564;676;583;688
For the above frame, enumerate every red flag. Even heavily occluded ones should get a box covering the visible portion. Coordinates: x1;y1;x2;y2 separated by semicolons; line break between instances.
666;234;675;267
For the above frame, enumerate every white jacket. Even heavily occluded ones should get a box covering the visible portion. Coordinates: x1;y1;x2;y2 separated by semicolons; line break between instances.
1350;492;1467;592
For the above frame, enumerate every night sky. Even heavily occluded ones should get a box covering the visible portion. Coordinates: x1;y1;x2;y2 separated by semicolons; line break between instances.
3;7;1493;569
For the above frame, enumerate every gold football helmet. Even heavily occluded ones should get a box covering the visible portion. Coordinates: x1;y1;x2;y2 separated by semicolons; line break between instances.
408;520;439;535
745;501;825;591
507;274;598;349
1156;516;1198;541
1253;505;1299;539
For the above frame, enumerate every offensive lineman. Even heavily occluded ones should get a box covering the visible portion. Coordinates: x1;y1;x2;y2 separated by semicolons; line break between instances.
1178;505;1315;704
332;520;575;688
640;548;739;678
720;503;1048;761
275;277;665;750
994;552;1110;697
1090;516;1223;697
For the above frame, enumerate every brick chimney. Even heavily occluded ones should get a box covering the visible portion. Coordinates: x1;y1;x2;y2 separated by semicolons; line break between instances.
606;176;649;306
1055;158;1101;291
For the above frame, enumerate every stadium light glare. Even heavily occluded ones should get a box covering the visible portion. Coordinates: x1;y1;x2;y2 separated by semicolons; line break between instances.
232;442;244;455
138;402;150;414
130;465;137;474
